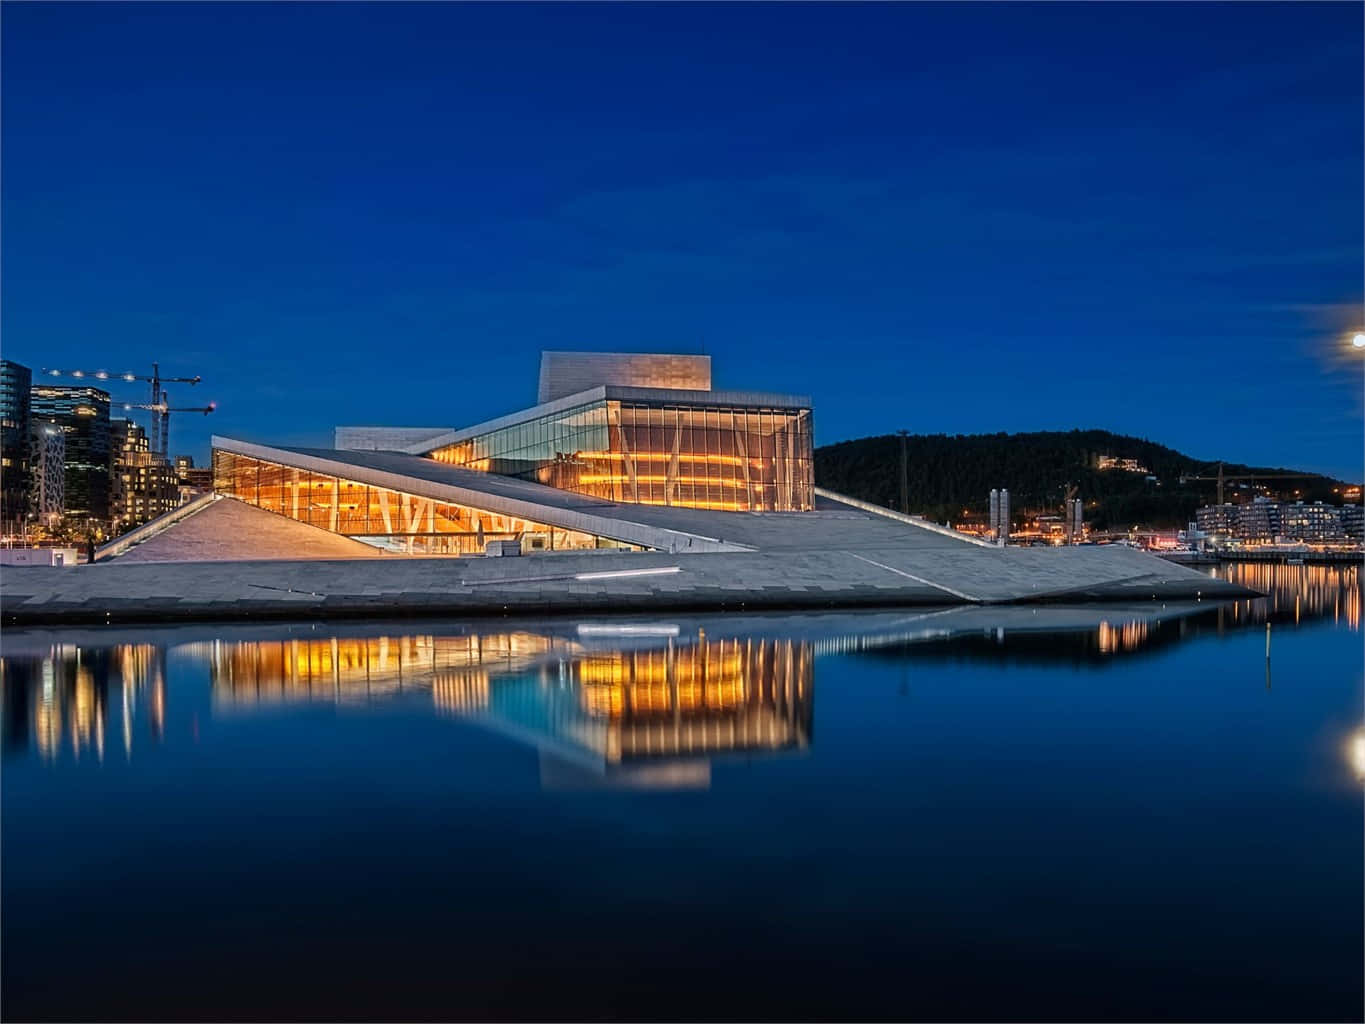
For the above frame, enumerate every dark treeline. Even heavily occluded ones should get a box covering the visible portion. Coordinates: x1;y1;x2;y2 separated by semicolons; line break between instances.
813;429;1349;530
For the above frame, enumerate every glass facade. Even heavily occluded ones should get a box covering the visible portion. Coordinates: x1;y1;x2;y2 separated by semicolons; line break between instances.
212;449;641;555
1;359;33;529
30;385;111;523
429;399;814;512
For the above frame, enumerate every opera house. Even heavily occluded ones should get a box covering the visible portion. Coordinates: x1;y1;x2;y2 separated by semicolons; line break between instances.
2;352;1258;624
212;351;815;555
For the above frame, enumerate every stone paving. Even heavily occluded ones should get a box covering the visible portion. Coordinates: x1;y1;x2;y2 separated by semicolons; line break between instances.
1;517;1255;624
0;472;1260;625
108;498;382;563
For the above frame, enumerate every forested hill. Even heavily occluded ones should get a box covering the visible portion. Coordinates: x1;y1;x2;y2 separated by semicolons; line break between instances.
813;429;1350;529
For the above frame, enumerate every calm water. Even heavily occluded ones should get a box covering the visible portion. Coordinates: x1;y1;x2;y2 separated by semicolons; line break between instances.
3;565;1361;1022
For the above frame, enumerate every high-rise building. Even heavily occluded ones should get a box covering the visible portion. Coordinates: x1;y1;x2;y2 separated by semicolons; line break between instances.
1;359;33;530
30;384;112;524
111;419;179;527
172;454;213;493
30;425;65;523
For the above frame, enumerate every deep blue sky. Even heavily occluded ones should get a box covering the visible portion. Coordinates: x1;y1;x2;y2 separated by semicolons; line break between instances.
3;3;1362;478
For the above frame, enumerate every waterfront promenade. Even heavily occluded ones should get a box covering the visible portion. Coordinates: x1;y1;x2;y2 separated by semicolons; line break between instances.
2;497;1255;624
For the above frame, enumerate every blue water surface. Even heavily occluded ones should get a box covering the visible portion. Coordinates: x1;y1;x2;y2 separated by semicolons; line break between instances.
3;566;1361;1021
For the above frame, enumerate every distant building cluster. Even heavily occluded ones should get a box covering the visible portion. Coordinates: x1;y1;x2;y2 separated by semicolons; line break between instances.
1096;454;1150;474
1196;497;1363;545
1;359;209;538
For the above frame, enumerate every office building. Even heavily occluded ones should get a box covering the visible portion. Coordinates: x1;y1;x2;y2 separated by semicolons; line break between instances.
30;426;65;522
173;455;214;493
111;419;179;527
1;359;33;529
30;384;111;523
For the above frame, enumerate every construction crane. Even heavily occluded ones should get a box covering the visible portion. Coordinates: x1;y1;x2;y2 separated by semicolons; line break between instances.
1179;462;1323;505
40;362;203;456
118;395;216;459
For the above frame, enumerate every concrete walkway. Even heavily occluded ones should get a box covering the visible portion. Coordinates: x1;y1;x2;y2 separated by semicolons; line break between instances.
1;538;1255;625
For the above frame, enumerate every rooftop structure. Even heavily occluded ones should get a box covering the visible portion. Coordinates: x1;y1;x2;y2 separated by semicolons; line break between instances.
537;351;710;403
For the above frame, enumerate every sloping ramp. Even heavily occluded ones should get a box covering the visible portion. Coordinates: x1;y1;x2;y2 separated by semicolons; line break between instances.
106;497;382;563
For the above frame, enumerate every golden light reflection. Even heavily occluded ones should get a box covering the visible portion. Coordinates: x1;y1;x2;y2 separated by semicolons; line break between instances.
204;631;813;766
4;566;1357;765
1213;564;1360;631
1097;619;1150;654
13;643;164;762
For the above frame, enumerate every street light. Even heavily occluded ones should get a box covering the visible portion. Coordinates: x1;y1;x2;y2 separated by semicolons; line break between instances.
1353;333;1365;349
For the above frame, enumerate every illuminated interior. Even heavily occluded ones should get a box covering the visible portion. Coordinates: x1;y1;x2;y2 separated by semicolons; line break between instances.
428;399;814;512
211;450;642;555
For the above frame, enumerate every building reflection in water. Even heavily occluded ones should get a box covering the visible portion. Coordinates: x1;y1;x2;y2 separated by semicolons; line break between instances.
1083;566;1359;654
1211;563;1360;631
2;565;1357;776
206;630;813;788
1096;618;1150;655
1;643;168;763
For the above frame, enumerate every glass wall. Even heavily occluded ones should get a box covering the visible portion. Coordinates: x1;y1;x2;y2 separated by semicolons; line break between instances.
428;400;814;512
212;449;639;555
429;399;609;486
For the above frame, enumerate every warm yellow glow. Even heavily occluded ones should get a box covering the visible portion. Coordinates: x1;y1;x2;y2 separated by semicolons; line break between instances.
577;645;749;719
423;399;814;512
631;497;752;511
576;451;761;467
579;474;759;486
1350;729;1365;781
